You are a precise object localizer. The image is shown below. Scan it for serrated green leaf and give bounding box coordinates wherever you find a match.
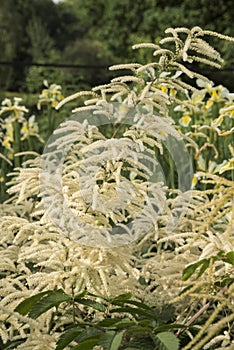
[99,330,124,350]
[112,299,152,311]
[138,319,152,327]
[126,326,152,333]
[76,298,106,312]
[182,259,209,281]
[196,259,209,279]
[76,328,102,343]
[125,300,152,310]
[14,290,49,315]
[98,318,137,329]
[111,293,132,302]
[29,289,72,319]
[86,292,111,301]
[56,328,83,350]
[154,332,179,350]
[73,290,88,299]
[71,337,99,350]
[110,307,156,319]
[97,318,123,327]
[123,335,154,349]
[153,305,175,323]
[113,320,137,329]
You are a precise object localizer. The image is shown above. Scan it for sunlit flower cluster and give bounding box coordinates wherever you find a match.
[37,80,64,110]
[0,97,43,159]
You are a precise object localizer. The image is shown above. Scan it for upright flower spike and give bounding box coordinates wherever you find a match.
[0,27,234,349]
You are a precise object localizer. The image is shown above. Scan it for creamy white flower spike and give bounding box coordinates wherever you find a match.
[40,102,193,248]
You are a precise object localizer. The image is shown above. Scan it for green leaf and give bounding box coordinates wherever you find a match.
[71,338,99,350]
[99,330,124,350]
[97,318,137,329]
[197,259,209,279]
[124,300,152,310]
[76,328,102,343]
[123,335,154,349]
[74,291,88,299]
[76,298,106,312]
[97,318,123,327]
[126,326,152,333]
[2,340,26,349]
[110,307,156,319]
[153,305,175,323]
[112,299,152,311]
[56,328,83,350]
[86,292,111,302]
[138,277,148,285]
[182,259,209,281]
[112,319,137,329]
[154,332,179,350]
[215,277,233,287]
[111,293,132,302]
[224,251,234,265]
[138,319,152,327]
[29,289,72,319]
[14,290,49,315]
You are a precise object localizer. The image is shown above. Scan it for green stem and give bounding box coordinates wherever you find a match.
[13,120,21,168]
[47,106,56,137]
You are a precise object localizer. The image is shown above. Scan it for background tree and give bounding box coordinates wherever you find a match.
[0,0,233,92]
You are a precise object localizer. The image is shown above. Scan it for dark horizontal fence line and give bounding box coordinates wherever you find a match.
[0,61,109,69]
[0,61,234,72]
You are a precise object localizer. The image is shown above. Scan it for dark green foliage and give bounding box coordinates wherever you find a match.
[182,251,234,281]
[14,290,183,350]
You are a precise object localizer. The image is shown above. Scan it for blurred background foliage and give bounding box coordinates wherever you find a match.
[0,0,234,96]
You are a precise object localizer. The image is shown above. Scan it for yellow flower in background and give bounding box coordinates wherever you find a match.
[52,100,59,108]
[212,115,224,127]
[205,99,214,109]
[211,89,218,99]
[214,159,234,174]
[191,174,198,188]
[2,138,11,149]
[160,85,168,94]
[220,103,234,117]
[20,115,44,143]
[21,124,28,134]
[37,80,64,110]
[179,114,191,127]
[1,136,14,159]
[169,88,176,97]
[0,97,28,120]
[190,90,206,106]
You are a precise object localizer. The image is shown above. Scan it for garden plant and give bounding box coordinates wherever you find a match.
[0,27,234,349]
